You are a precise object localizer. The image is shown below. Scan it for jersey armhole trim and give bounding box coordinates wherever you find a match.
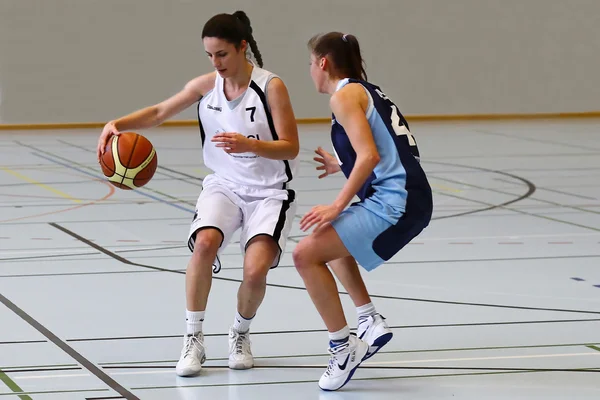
[361,85,375,120]
[264,74,278,113]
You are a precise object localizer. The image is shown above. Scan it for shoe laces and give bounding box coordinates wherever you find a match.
[231,330,250,354]
[183,334,203,358]
[323,340,350,377]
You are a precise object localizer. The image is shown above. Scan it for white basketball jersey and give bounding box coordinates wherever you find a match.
[197,65,297,189]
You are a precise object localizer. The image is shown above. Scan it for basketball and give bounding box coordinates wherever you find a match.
[99,132,158,190]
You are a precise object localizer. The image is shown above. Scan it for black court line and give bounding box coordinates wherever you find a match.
[62,318,600,343]
[0,269,164,279]
[0,339,47,345]
[0,293,140,400]
[474,128,600,152]
[432,173,600,218]
[158,165,204,182]
[50,222,600,316]
[102,364,600,373]
[536,186,598,201]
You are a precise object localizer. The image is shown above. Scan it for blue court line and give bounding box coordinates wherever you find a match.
[31,152,194,214]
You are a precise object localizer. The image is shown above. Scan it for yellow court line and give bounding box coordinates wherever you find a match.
[431,183,463,193]
[1,167,82,203]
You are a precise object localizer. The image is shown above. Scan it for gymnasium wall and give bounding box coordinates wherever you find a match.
[0,0,599,124]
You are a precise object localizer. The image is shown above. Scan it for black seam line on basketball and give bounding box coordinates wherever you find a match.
[0,294,141,400]
[17,142,196,211]
[52,222,600,316]
[120,133,138,186]
[63,318,600,343]
[431,172,600,217]
[474,128,600,152]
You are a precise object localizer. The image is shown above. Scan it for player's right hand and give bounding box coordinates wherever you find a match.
[313,147,341,178]
[97,121,120,161]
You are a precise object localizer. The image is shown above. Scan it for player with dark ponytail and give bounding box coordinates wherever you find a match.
[97,11,299,377]
[294,32,433,391]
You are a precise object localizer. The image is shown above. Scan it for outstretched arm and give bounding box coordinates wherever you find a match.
[97,72,216,159]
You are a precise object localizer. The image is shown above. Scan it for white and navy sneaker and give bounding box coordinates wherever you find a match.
[228,328,254,369]
[176,333,206,377]
[357,314,393,360]
[319,334,369,391]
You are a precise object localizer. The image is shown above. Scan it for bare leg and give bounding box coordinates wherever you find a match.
[328,256,371,307]
[292,225,352,333]
[236,235,279,318]
[186,228,222,311]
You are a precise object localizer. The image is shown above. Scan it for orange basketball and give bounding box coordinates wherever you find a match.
[99,132,158,190]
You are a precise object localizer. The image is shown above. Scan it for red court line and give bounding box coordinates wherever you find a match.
[0,179,115,223]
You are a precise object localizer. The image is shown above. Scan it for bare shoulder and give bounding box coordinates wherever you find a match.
[184,71,217,97]
[330,83,368,115]
[266,76,289,96]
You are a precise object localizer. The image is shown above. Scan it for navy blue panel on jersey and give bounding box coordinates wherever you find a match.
[330,78,433,268]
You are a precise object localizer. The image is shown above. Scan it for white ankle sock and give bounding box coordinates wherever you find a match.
[186,310,205,335]
[328,325,350,347]
[357,302,377,320]
[232,311,253,333]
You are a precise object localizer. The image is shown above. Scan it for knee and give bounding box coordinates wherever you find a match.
[292,239,313,271]
[243,265,268,287]
[190,230,221,262]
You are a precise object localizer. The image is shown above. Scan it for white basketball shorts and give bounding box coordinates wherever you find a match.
[187,175,296,272]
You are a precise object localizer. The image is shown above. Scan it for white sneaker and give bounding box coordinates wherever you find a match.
[228,328,253,369]
[176,333,206,377]
[357,314,393,360]
[319,334,369,391]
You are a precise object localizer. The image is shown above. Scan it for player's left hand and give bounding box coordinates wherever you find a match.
[300,204,342,232]
[212,132,254,153]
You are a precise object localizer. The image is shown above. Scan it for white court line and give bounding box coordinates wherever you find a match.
[12,353,600,380]
[420,232,600,241]
[362,352,600,366]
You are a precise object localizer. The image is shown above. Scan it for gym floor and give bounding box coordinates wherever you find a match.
[1,119,599,399]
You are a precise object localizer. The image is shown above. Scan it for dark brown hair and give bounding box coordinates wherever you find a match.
[308,32,367,81]
[202,11,263,67]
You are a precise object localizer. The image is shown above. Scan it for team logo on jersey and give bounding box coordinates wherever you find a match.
[207,104,222,112]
